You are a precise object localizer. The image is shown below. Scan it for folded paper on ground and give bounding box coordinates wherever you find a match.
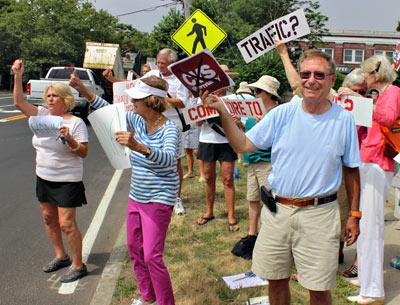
[246,295,270,305]
[222,272,268,289]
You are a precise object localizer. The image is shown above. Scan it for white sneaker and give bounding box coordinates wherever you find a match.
[349,279,360,287]
[174,197,185,215]
[347,295,384,304]
[131,299,157,305]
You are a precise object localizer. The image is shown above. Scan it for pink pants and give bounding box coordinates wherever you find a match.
[126,199,175,305]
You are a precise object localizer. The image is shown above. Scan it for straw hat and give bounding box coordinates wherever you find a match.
[248,75,280,99]
[220,64,240,79]
[236,81,253,95]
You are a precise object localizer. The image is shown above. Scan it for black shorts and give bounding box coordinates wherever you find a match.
[36,176,87,208]
[197,142,238,162]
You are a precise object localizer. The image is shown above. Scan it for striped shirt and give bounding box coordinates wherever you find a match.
[92,96,179,206]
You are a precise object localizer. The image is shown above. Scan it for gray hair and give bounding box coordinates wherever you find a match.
[157,48,178,64]
[342,68,365,88]
[298,49,336,74]
[361,55,397,84]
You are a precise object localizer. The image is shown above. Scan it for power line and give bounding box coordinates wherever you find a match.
[115,2,177,17]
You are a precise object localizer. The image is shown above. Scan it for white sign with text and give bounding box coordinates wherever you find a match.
[332,95,373,127]
[181,97,266,124]
[88,103,131,169]
[113,81,137,112]
[237,9,310,63]
[28,115,63,138]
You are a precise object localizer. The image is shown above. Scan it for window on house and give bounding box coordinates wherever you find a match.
[318,48,334,58]
[374,50,394,60]
[343,49,364,64]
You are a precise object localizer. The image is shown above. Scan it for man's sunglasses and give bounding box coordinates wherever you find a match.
[299,71,334,80]
[254,88,264,94]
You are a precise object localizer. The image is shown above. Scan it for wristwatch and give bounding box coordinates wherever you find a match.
[349,210,362,219]
[143,147,151,158]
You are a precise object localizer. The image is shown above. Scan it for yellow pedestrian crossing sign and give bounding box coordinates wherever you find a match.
[171,9,227,55]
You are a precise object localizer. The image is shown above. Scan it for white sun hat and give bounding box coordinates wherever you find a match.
[125,80,167,99]
[248,75,281,99]
[236,81,253,95]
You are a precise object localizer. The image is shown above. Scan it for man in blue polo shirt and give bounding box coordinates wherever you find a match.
[201,49,361,305]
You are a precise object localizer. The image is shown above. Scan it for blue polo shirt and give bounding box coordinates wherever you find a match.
[246,98,360,198]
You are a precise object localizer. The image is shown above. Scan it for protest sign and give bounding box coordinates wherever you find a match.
[113,81,137,112]
[168,49,235,97]
[332,95,373,127]
[237,9,310,63]
[181,96,266,124]
[394,43,400,71]
[88,103,131,169]
[83,42,125,79]
[28,115,63,138]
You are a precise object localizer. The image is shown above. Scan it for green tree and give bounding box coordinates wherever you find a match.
[147,9,186,58]
[0,0,125,80]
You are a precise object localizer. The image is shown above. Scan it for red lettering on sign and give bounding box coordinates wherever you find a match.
[344,98,354,111]
[206,107,218,115]
[253,101,263,116]
[188,108,198,120]
[197,105,206,118]
[245,101,254,116]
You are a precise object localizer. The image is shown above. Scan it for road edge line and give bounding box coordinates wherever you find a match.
[58,169,123,295]
[89,221,127,305]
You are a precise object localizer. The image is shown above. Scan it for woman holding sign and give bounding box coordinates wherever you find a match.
[348,56,400,305]
[12,59,89,283]
[70,73,178,305]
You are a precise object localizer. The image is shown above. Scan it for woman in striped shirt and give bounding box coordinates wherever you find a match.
[71,74,178,305]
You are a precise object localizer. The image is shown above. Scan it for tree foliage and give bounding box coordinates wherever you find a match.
[0,0,329,94]
[0,0,124,81]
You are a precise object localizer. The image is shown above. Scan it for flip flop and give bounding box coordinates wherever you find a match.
[228,222,240,232]
[197,216,215,225]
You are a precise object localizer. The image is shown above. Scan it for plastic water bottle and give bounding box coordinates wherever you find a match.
[234,167,240,179]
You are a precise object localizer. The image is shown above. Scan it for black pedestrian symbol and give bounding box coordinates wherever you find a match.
[187,18,207,54]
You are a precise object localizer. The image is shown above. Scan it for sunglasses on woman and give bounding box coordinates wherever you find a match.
[299,71,334,80]
[254,88,265,94]
[353,89,367,96]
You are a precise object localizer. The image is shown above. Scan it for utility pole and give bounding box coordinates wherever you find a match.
[183,0,190,19]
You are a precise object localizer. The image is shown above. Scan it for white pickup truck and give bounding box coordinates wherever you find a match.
[26,67,105,119]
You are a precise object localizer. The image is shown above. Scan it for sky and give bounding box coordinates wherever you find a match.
[90,0,399,33]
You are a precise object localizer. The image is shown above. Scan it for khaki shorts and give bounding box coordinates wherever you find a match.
[246,162,272,202]
[252,200,340,291]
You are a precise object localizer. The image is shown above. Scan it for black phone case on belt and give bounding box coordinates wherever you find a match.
[260,185,277,213]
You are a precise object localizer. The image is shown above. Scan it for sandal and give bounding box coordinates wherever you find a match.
[342,264,358,278]
[228,222,240,232]
[183,173,195,179]
[197,216,215,225]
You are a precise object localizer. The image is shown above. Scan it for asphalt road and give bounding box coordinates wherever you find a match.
[0,93,130,305]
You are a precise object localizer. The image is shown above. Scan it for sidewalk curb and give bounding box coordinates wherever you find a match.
[90,221,127,305]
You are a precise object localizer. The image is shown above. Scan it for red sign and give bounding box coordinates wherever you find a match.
[168,49,234,97]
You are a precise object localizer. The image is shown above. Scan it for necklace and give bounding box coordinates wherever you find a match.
[380,84,390,93]
[148,115,165,132]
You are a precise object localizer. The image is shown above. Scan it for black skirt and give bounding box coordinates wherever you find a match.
[197,142,238,162]
[36,176,87,208]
